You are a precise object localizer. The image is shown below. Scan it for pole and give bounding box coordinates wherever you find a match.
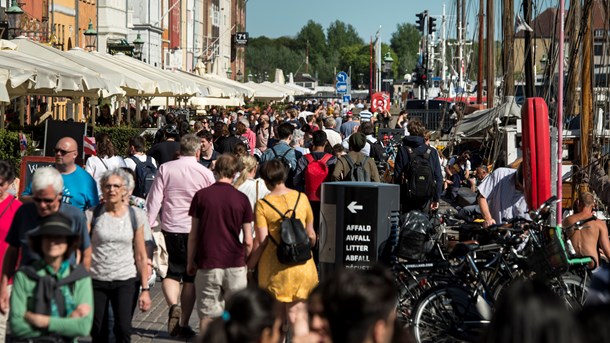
[369,36,373,98]
[557,0,565,223]
[441,4,447,84]
[477,0,484,104]
[580,0,593,193]
[524,0,534,97]
[503,0,514,96]
[486,0,495,108]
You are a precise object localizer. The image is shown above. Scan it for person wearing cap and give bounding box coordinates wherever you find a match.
[332,132,380,182]
[8,212,93,341]
[0,167,91,316]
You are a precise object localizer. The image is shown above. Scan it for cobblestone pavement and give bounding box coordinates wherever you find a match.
[79,280,200,343]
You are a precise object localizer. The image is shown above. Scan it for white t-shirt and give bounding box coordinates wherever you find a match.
[85,155,127,193]
[124,153,158,171]
[323,129,342,147]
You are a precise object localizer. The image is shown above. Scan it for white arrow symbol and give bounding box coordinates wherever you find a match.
[347,201,363,214]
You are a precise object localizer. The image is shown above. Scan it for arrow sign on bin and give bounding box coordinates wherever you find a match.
[347,201,363,213]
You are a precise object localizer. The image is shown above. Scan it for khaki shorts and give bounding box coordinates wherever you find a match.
[195,267,247,319]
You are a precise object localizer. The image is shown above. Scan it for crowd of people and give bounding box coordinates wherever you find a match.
[0,98,608,343]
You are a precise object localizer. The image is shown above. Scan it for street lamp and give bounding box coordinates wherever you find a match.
[132,33,145,60]
[6,0,24,39]
[236,69,243,82]
[84,19,98,51]
[383,51,394,93]
[247,72,253,82]
[264,71,269,81]
[226,67,232,79]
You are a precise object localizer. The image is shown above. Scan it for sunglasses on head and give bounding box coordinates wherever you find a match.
[54,148,75,155]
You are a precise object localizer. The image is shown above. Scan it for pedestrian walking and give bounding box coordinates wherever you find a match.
[187,154,253,337]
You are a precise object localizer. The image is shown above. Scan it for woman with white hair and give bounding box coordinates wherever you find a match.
[291,129,310,156]
[86,168,151,343]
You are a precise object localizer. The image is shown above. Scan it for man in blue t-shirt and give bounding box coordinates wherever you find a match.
[22,137,98,211]
[0,167,91,315]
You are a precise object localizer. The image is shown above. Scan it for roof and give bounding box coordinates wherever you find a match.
[294,73,317,82]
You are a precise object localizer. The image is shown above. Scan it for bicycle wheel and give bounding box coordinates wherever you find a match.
[411,285,486,343]
[396,273,433,324]
[551,274,588,310]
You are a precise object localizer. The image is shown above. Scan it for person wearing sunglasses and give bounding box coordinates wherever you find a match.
[0,167,92,318]
[22,137,99,212]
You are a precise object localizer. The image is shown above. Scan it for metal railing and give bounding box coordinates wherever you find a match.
[407,109,453,132]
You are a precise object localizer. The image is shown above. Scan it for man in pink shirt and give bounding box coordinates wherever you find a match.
[146,134,215,338]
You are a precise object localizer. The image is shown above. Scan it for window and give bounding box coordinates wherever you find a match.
[594,44,603,56]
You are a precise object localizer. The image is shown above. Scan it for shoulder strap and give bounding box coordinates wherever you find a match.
[128,206,138,231]
[90,204,105,235]
[320,153,333,164]
[99,157,109,170]
[305,154,315,164]
[261,198,287,219]
[281,148,292,159]
[291,192,301,217]
[271,148,280,159]
[129,155,140,165]
[362,156,370,165]
[344,154,355,168]
[424,148,431,159]
[0,196,16,220]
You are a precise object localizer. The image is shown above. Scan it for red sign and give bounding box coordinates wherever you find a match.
[169,0,180,49]
[371,92,391,113]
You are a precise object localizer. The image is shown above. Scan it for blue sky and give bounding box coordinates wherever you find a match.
[246,1,552,43]
[246,1,447,43]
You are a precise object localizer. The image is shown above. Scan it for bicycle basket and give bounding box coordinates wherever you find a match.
[527,226,569,276]
[396,211,438,260]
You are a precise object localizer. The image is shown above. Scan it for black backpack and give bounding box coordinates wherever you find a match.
[129,155,158,199]
[367,139,388,163]
[344,155,371,182]
[261,192,312,265]
[403,147,436,200]
[19,264,89,316]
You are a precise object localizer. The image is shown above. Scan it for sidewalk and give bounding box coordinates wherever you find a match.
[130,282,200,342]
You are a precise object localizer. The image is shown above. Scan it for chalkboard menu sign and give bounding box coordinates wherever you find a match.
[43,120,87,164]
[18,156,55,195]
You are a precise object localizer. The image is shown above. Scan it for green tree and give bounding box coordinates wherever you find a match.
[390,23,421,75]
[338,44,370,89]
[295,20,327,56]
[327,20,364,51]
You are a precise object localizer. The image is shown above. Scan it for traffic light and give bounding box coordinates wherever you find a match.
[428,17,437,34]
[416,12,427,33]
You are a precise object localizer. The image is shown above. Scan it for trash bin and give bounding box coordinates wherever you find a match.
[318,182,400,279]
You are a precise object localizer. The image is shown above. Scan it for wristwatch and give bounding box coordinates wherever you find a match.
[141,288,150,292]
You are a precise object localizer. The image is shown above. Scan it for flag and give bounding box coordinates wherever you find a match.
[18,132,27,152]
[84,136,96,155]
[515,14,533,33]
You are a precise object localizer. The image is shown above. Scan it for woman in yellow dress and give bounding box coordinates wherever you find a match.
[248,159,318,339]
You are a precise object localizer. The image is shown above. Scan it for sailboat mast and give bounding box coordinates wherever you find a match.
[503,0,515,96]
[486,0,495,108]
[580,0,594,193]
[524,0,535,97]
[478,0,484,103]
[557,0,565,222]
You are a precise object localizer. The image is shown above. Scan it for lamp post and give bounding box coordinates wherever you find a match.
[84,19,98,51]
[236,69,243,82]
[383,51,394,93]
[6,0,24,39]
[226,67,232,79]
[247,72,253,82]
[132,33,145,60]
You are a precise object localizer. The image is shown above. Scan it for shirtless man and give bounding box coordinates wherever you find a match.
[562,192,610,268]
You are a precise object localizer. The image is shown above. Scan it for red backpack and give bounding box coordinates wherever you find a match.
[304,153,333,201]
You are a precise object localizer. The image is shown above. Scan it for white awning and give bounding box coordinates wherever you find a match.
[245,81,286,101]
